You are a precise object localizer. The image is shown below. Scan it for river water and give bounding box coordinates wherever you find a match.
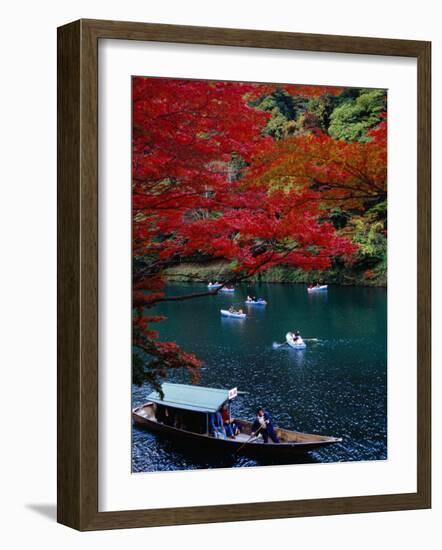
[132,283,387,472]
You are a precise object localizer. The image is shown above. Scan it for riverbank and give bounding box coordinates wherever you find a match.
[164,260,387,287]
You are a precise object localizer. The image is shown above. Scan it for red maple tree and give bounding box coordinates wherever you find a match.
[132,77,357,388]
[247,116,387,209]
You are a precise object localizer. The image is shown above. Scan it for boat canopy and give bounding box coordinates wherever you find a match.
[146,383,237,413]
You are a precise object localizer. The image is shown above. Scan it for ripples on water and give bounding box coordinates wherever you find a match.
[132,283,387,472]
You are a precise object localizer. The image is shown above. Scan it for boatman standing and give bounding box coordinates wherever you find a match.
[251,407,280,443]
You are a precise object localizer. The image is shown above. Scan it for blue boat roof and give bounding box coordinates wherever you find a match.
[147,383,237,413]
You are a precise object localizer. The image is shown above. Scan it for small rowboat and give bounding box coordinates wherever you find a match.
[245,298,267,306]
[307,285,328,292]
[208,283,222,289]
[133,383,342,459]
[220,309,246,319]
[286,332,307,349]
[219,287,235,293]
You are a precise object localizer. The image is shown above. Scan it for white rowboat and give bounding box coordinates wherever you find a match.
[307,285,328,292]
[286,332,307,349]
[220,309,247,319]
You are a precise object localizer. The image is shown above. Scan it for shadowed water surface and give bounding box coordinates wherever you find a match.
[132,283,387,472]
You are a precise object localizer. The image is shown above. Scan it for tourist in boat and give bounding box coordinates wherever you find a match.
[155,404,170,425]
[251,407,280,444]
[292,330,301,342]
[229,306,235,313]
[231,421,240,437]
[221,404,235,439]
[209,411,226,439]
[247,295,252,302]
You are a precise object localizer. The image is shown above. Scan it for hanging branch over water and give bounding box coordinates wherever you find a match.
[132,77,384,389]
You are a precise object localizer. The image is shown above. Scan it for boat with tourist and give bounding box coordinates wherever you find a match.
[245,297,267,306]
[220,308,247,319]
[307,284,328,292]
[208,282,223,289]
[286,331,307,349]
[132,383,342,458]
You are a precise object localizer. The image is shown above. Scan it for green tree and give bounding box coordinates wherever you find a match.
[251,89,308,139]
[305,95,334,132]
[328,89,386,142]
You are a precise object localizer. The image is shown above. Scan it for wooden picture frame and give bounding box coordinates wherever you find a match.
[57,18,431,531]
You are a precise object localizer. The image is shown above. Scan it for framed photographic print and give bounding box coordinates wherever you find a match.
[57,19,431,530]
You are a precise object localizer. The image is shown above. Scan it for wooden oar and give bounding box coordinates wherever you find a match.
[234,425,263,455]
[273,338,319,348]
[272,341,289,349]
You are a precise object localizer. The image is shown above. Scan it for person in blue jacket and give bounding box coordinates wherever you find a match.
[208,410,226,439]
[251,407,280,443]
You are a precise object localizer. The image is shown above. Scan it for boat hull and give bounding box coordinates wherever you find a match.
[307,285,328,292]
[132,406,340,459]
[220,309,246,319]
[286,332,307,349]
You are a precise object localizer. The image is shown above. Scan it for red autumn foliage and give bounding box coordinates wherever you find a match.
[132,77,359,387]
[245,84,344,101]
[247,117,387,209]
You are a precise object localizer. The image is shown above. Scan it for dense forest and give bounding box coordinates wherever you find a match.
[163,85,387,287]
[253,86,387,285]
[132,78,387,387]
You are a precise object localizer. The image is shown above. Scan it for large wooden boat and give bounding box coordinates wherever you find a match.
[132,383,341,459]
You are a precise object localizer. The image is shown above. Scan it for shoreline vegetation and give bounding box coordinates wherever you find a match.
[164,259,387,288]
